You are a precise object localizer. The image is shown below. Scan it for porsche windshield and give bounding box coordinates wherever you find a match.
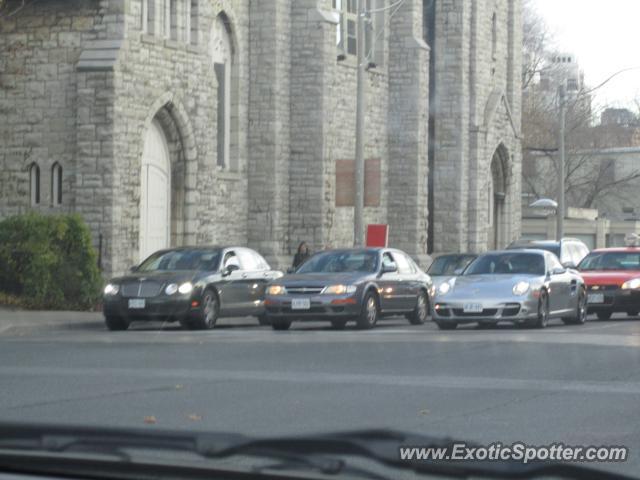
[579,252,640,271]
[137,250,221,272]
[428,255,476,275]
[464,253,545,276]
[296,251,379,274]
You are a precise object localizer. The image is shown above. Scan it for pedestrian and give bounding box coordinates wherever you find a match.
[292,241,311,269]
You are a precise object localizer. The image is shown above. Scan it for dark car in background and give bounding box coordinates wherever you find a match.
[427,253,477,291]
[264,248,433,330]
[507,238,589,269]
[103,246,283,331]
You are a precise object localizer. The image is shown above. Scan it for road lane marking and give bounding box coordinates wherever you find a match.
[1,366,640,395]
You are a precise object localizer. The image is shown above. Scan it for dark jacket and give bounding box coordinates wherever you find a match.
[292,251,311,269]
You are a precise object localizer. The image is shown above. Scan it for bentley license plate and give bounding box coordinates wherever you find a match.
[128,298,146,309]
[588,293,604,304]
[291,298,311,310]
[463,303,483,313]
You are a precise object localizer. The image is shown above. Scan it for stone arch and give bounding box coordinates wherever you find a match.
[488,142,511,249]
[139,93,199,255]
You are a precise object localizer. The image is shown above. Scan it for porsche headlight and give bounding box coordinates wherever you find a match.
[622,278,640,290]
[104,283,119,295]
[165,283,178,295]
[178,282,193,294]
[512,281,530,296]
[321,285,357,295]
[267,285,287,295]
[438,282,451,295]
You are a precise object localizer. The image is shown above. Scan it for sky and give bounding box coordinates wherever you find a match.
[533,0,640,110]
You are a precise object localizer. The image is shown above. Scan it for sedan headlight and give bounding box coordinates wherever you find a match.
[438,282,451,295]
[321,285,357,295]
[178,282,193,294]
[267,285,287,295]
[512,281,530,296]
[165,283,178,295]
[622,278,640,290]
[104,283,119,295]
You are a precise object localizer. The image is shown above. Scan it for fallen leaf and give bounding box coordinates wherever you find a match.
[144,416,157,424]
[187,413,202,421]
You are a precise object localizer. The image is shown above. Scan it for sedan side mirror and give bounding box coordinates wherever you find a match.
[550,267,566,276]
[380,263,398,275]
[129,265,138,273]
[286,267,296,274]
[222,264,240,277]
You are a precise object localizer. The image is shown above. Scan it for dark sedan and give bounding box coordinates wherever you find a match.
[102,246,283,331]
[264,248,433,330]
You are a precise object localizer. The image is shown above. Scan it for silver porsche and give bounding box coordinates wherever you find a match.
[432,250,587,329]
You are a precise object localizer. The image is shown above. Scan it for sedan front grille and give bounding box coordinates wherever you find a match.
[286,286,324,295]
[121,281,163,298]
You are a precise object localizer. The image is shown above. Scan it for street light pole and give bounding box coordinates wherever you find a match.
[556,83,566,241]
[353,0,366,247]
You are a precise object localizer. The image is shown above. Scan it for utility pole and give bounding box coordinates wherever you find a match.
[556,83,566,241]
[353,0,366,247]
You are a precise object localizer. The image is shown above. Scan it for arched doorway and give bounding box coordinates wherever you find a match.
[488,145,509,250]
[139,120,171,261]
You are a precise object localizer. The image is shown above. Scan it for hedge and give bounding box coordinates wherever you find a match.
[0,213,102,310]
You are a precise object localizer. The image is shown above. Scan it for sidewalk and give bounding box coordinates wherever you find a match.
[0,308,103,335]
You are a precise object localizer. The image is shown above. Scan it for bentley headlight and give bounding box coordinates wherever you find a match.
[512,281,530,296]
[622,278,640,290]
[438,282,451,295]
[267,285,287,295]
[104,283,119,295]
[321,285,356,295]
[178,282,193,294]
[165,283,178,295]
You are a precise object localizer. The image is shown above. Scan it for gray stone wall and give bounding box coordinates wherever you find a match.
[431,0,522,254]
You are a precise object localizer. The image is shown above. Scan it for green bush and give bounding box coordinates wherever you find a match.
[0,213,102,310]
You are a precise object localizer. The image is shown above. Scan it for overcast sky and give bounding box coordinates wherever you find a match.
[533,0,640,110]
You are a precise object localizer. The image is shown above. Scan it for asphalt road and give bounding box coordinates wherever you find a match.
[1,311,639,477]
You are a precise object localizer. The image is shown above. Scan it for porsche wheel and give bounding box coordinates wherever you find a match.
[562,288,587,325]
[526,290,549,328]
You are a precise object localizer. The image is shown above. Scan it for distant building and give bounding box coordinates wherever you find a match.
[601,108,638,127]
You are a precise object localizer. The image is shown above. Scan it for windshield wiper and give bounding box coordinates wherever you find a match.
[0,423,634,480]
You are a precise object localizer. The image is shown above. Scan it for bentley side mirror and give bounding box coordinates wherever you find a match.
[222,264,240,277]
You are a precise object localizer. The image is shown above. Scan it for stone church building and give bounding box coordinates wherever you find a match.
[0,0,521,276]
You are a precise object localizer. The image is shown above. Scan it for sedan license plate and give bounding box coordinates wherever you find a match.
[291,298,311,310]
[128,298,146,309]
[588,293,604,304]
[463,303,483,313]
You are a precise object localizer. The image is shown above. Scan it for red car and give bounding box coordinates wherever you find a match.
[578,245,640,320]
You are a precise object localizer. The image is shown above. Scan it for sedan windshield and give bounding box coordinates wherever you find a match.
[428,255,476,275]
[137,250,221,272]
[464,253,545,276]
[578,252,640,271]
[296,250,379,273]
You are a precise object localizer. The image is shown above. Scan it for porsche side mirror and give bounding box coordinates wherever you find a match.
[453,268,464,275]
[550,267,566,276]
[562,261,576,269]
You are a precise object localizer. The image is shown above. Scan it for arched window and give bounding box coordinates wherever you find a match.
[211,14,233,168]
[491,12,497,60]
[29,163,40,206]
[51,163,62,206]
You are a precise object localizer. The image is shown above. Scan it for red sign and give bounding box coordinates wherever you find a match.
[366,224,388,247]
